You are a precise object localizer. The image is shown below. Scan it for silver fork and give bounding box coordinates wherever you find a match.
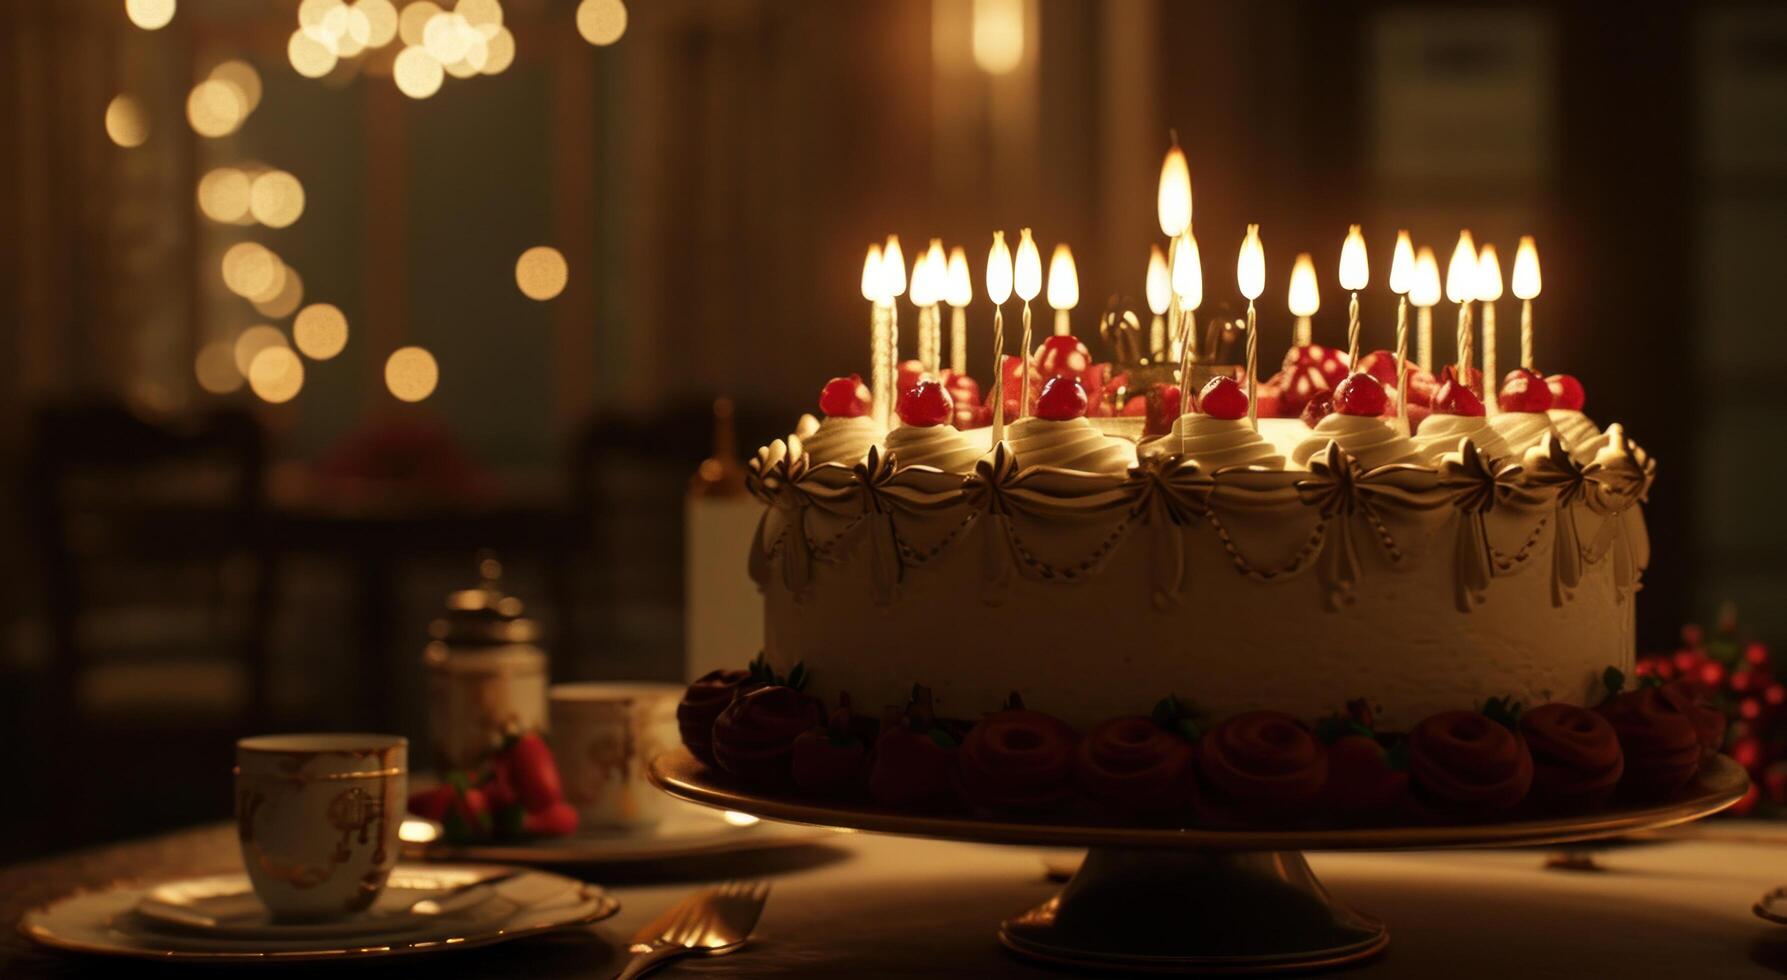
[615,880,771,979]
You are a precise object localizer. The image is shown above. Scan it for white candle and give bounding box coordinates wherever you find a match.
[1475,243,1504,414]
[945,246,972,376]
[987,232,1013,442]
[1237,225,1265,431]
[1047,243,1078,337]
[1446,231,1477,378]
[1389,231,1415,433]
[1411,245,1441,374]
[879,236,907,428]
[1288,252,1318,349]
[1145,244,1169,359]
[1512,235,1542,370]
[1158,139,1192,365]
[1339,224,1369,365]
[862,243,887,420]
[1171,230,1203,416]
[1013,229,1042,418]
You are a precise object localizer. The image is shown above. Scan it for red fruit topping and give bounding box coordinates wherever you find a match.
[896,359,925,396]
[1074,716,1197,819]
[1658,680,1728,763]
[791,698,871,796]
[1254,379,1286,418]
[996,354,1025,419]
[521,800,579,838]
[506,732,566,813]
[942,370,982,407]
[711,685,824,786]
[896,379,953,427]
[952,400,992,430]
[1333,373,1388,417]
[1196,711,1329,818]
[1300,391,1335,428]
[956,705,1080,813]
[1497,367,1554,414]
[1519,703,1624,811]
[1121,395,1148,417]
[1437,363,1484,397]
[1407,710,1533,811]
[408,785,456,822]
[678,668,755,767]
[818,374,871,418]
[1597,686,1702,799]
[1034,376,1089,421]
[1033,334,1092,379]
[1432,375,1486,417]
[1321,735,1409,817]
[1283,343,1349,385]
[868,727,956,808]
[1278,363,1331,415]
[1198,376,1249,420]
[1143,383,1181,435]
[1547,373,1586,411]
[1082,363,1114,417]
[1354,349,1401,387]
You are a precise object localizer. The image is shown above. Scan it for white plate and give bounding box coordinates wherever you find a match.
[20,864,618,963]
[409,798,834,866]
[134,867,512,940]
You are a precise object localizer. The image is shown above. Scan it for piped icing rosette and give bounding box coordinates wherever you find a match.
[799,414,881,468]
[885,423,982,473]
[1172,414,1285,471]
[1411,414,1513,465]
[1290,413,1421,470]
[1003,416,1135,475]
[1487,411,1559,458]
[1550,409,1608,462]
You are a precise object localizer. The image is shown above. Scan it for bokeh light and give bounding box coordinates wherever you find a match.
[186,79,245,137]
[221,242,281,299]
[481,27,515,74]
[423,12,470,63]
[197,167,251,224]
[249,346,305,403]
[125,0,176,30]
[385,346,439,402]
[515,246,568,300]
[576,0,628,46]
[361,0,399,47]
[399,1,441,47]
[293,303,349,360]
[249,169,305,228]
[194,341,243,394]
[288,29,339,79]
[460,0,503,35]
[232,325,290,377]
[208,60,262,113]
[252,266,305,319]
[105,96,149,148]
[394,46,444,99]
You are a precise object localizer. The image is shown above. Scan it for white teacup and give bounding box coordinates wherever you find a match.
[235,733,407,921]
[549,683,681,832]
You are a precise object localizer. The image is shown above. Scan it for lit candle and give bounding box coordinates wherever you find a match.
[924,238,947,372]
[1287,252,1319,348]
[1171,229,1203,416]
[1389,231,1415,433]
[987,231,1014,442]
[1237,224,1265,431]
[945,246,972,376]
[1047,243,1078,337]
[1411,245,1441,374]
[879,236,907,428]
[1158,139,1192,363]
[1013,228,1042,417]
[1512,235,1541,370]
[1475,244,1503,415]
[862,243,887,423]
[1339,224,1369,365]
[908,249,934,374]
[1446,230,1477,380]
[1145,244,1170,359]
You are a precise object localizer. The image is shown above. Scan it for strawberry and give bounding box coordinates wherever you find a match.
[407,785,456,822]
[521,800,579,838]
[1321,735,1408,816]
[506,732,565,813]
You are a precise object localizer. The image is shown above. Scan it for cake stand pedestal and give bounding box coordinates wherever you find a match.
[650,751,1746,975]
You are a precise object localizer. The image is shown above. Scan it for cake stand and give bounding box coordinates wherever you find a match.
[651,750,1747,974]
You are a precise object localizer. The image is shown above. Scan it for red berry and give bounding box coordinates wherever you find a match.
[1747,642,1770,667]
[1143,383,1182,435]
[1284,343,1349,385]
[1198,376,1249,420]
[1280,363,1331,414]
[1741,699,1762,721]
[1300,391,1335,427]
[521,800,579,837]
[1034,376,1089,421]
[1735,735,1763,767]
[896,379,953,427]
[505,733,565,813]
[896,359,925,396]
[1317,347,1350,385]
[818,374,871,418]
[408,785,456,821]
[1121,395,1148,417]
[1354,349,1400,387]
[1432,374,1486,417]
[953,399,991,430]
[1673,650,1701,673]
[1699,661,1726,688]
[1255,380,1286,418]
[1497,368,1554,413]
[1546,374,1586,411]
[1768,684,1786,707]
[941,370,982,407]
[1034,335,1092,380]
[1333,373,1389,417]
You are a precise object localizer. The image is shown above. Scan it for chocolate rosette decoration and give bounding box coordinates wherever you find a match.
[1196,711,1329,818]
[1073,716,1197,819]
[956,698,1080,814]
[1518,703,1624,811]
[677,668,754,767]
[1407,710,1533,812]
[1659,680,1727,763]
[711,685,824,786]
[1597,686,1702,799]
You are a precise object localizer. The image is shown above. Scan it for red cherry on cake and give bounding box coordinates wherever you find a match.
[896,359,925,397]
[1254,378,1287,418]
[956,701,1080,814]
[1333,373,1389,417]
[1437,363,1484,399]
[1300,391,1335,427]
[1497,367,1555,414]
[869,725,957,808]
[1519,703,1624,811]
[1198,376,1249,421]
[896,379,953,427]
[710,685,824,786]
[1354,349,1400,387]
[1143,383,1182,435]
[1034,376,1089,421]
[1074,716,1197,819]
[953,400,992,431]
[1407,710,1533,811]
[677,668,756,767]
[1321,735,1409,817]
[1196,711,1329,819]
[1033,334,1092,379]
[791,696,871,796]
[1432,373,1486,417]
[1121,394,1148,417]
[818,375,871,419]
[1547,373,1586,411]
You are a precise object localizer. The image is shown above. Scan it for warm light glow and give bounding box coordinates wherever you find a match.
[1512,235,1541,300]
[248,346,305,404]
[1475,244,1504,302]
[209,60,262,113]
[361,0,399,47]
[880,236,907,299]
[986,231,1013,305]
[907,251,936,307]
[721,810,761,827]
[105,96,149,148]
[1171,231,1202,310]
[480,27,515,74]
[945,247,973,308]
[126,0,176,31]
[1237,224,1264,301]
[515,246,569,301]
[1157,144,1192,238]
[385,346,440,402]
[1339,225,1369,291]
[1145,245,1169,316]
[1287,253,1319,317]
[1446,231,1477,304]
[252,265,304,319]
[398,1,439,46]
[249,170,305,229]
[971,0,1025,75]
[1389,230,1415,296]
[399,818,441,844]
[1411,246,1442,308]
[194,341,243,394]
[221,243,281,300]
[423,12,470,63]
[576,0,628,46]
[293,303,349,360]
[1046,244,1078,311]
[459,0,503,34]
[923,238,948,305]
[248,257,289,305]
[288,29,339,79]
[860,244,883,302]
[394,46,444,98]
[186,80,245,138]
[198,168,252,224]
[232,325,289,377]
[1013,229,1041,302]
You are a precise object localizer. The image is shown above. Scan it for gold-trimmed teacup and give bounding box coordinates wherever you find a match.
[549,683,680,832]
[235,733,407,921]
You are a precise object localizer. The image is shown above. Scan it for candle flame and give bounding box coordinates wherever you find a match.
[908,251,934,306]
[861,243,883,302]
[1013,228,1041,302]
[1046,244,1078,311]
[1339,224,1369,291]
[1446,230,1477,304]
[1511,235,1541,300]
[1475,244,1504,302]
[986,231,1013,304]
[945,246,973,307]
[880,235,906,299]
[1389,230,1415,295]
[1411,246,1442,308]
[1237,224,1264,301]
[925,238,947,289]
[1288,252,1319,317]
[1157,143,1192,238]
[1171,230,1202,310]
[1145,244,1169,316]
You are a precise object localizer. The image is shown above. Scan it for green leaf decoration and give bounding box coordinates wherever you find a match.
[926,727,958,749]
[1384,738,1411,772]
[1482,695,1523,730]
[1602,666,1626,698]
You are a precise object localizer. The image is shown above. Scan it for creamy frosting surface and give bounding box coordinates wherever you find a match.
[1003,416,1136,475]
[1549,409,1605,461]
[1488,411,1560,458]
[800,415,881,467]
[1411,414,1514,465]
[884,423,983,473]
[1290,413,1422,470]
[1172,414,1285,471]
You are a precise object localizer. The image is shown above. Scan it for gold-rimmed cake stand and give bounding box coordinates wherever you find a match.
[651,750,1748,975]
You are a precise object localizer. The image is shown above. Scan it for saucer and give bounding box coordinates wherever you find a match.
[134,867,510,939]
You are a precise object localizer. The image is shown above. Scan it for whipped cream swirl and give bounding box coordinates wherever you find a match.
[1549,409,1605,462]
[1488,411,1560,458]
[1004,417,1135,475]
[1290,414,1422,470]
[800,415,881,468]
[1172,414,1285,471]
[885,423,982,473]
[1410,414,1514,465]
